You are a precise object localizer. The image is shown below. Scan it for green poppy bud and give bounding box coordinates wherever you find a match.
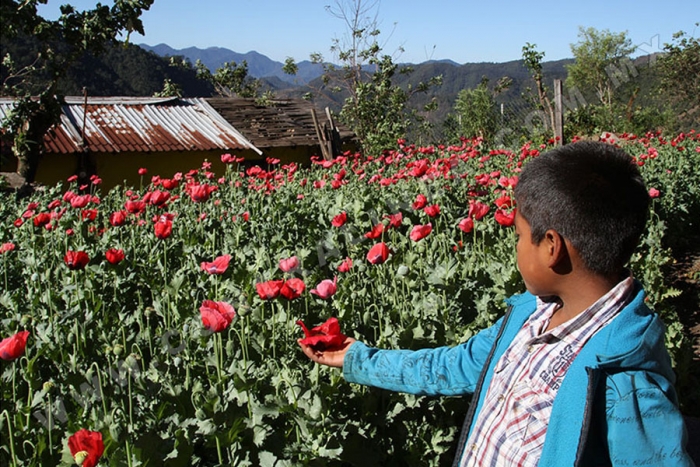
[74,450,89,465]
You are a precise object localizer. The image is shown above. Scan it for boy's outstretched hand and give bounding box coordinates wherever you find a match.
[297,337,356,367]
[296,317,355,367]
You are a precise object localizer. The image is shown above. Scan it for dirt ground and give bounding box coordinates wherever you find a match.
[669,249,700,462]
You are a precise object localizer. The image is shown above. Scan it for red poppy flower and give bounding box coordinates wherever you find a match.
[331,212,347,228]
[124,200,146,214]
[145,190,170,207]
[64,250,90,270]
[410,159,429,177]
[138,167,148,176]
[296,317,347,351]
[648,188,660,198]
[367,242,390,265]
[494,194,513,209]
[201,254,231,275]
[68,429,104,467]
[409,223,433,242]
[0,331,29,360]
[154,220,172,239]
[70,194,91,209]
[310,277,338,299]
[423,204,441,218]
[199,300,236,333]
[33,212,51,227]
[384,212,403,229]
[412,194,427,210]
[109,211,127,226]
[255,280,284,300]
[221,153,235,164]
[364,223,385,239]
[458,217,474,233]
[161,178,179,190]
[81,209,98,221]
[337,257,353,273]
[1,242,16,254]
[186,183,217,202]
[279,256,300,273]
[280,278,305,300]
[468,201,490,220]
[495,209,516,227]
[105,248,125,265]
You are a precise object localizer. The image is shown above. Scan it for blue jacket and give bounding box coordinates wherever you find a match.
[343,283,695,466]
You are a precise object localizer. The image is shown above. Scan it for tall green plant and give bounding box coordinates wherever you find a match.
[657,26,700,130]
[566,27,636,109]
[309,0,441,156]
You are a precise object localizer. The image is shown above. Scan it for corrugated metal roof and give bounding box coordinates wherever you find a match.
[0,97,262,155]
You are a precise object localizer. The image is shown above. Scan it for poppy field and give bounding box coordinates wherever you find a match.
[1,133,699,466]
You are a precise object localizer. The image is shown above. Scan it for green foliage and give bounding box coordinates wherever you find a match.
[657,26,700,130]
[340,54,411,154]
[282,57,298,76]
[153,78,183,98]
[444,79,500,142]
[566,27,636,108]
[0,134,697,465]
[520,43,555,139]
[308,0,441,156]
[195,59,261,98]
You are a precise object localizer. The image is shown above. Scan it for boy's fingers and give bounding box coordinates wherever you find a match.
[297,339,322,361]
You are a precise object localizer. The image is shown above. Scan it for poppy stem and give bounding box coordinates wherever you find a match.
[215,333,223,383]
[126,435,133,467]
[2,255,7,292]
[46,392,54,454]
[215,435,223,464]
[2,410,17,467]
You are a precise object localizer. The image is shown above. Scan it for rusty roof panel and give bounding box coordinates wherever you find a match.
[0,97,261,155]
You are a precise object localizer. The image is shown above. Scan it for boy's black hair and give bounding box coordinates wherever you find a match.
[514,141,649,277]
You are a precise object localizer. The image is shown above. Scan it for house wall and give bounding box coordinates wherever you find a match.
[1,142,356,191]
[92,149,262,189]
[0,153,78,188]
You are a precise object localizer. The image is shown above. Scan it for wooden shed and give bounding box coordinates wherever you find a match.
[1,96,262,190]
[206,97,357,164]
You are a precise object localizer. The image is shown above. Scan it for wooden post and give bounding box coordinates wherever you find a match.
[554,79,564,146]
[310,108,331,160]
[325,107,341,157]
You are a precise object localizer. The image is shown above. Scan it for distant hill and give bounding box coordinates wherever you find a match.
[137,44,575,125]
[139,44,325,85]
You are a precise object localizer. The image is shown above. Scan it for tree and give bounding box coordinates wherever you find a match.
[194,59,260,99]
[309,0,441,155]
[657,26,700,129]
[0,0,154,189]
[521,43,555,136]
[566,27,636,108]
[445,77,508,142]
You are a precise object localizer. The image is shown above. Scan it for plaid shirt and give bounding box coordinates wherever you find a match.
[460,275,634,467]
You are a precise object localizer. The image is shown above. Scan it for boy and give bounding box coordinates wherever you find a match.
[298,141,694,466]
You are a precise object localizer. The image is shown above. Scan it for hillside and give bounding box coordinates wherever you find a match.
[1,35,214,97]
[139,43,326,85]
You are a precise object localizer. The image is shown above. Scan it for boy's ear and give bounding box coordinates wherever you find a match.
[543,229,571,271]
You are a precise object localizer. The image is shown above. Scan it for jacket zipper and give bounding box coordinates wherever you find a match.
[573,367,601,466]
[451,304,515,467]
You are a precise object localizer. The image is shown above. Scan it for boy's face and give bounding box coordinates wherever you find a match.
[514,210,554,297]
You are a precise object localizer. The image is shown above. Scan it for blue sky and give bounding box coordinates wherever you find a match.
[38,0,698,64]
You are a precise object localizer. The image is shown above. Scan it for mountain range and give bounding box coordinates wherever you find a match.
[139,44,327,84]
[138,43,577,125]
